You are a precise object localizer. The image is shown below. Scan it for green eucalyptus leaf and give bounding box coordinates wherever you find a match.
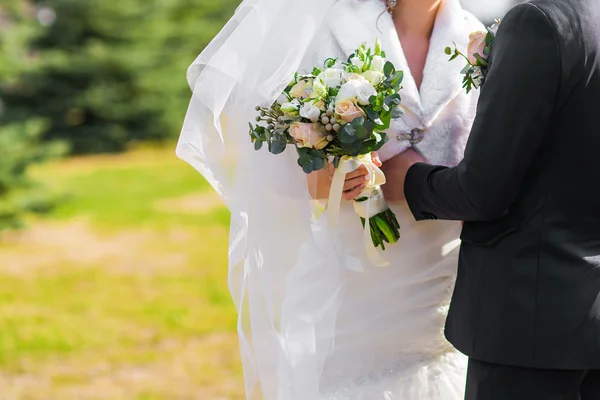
[270,138,287,155]
[312,157,324,170]
[339,124,356,143]
[365,107,379,122]
[333,156,341,169]
[359,139,376,154]
[309,149,325,158]
[391,106,404,119]
[383,61,395,77]
[372,132,389,151]
[379,110,392,129]
[298,155,314,174]
[297,147,310,156]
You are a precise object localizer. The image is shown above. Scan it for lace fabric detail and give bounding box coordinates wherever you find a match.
[320,349,467,400]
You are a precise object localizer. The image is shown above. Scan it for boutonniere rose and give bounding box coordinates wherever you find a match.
[446,20,501,93]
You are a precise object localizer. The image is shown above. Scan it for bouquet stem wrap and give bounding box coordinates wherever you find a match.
[327,154,397,267]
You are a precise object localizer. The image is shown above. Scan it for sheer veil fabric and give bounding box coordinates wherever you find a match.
[177,1,351,398]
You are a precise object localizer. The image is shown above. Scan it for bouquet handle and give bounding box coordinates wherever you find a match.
[327,155,390,267]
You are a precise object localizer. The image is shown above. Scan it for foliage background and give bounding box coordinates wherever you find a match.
[0,0,517,398]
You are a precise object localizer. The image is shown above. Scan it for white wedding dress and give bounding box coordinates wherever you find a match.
[319,203,465,399]
[177,0,484,399]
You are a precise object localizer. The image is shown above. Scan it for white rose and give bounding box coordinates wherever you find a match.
[351,56,365,71]
[336,80,377,106]
[370,55,385,72]
[336,81,359,104]
[355,82,377,106]
[363,70,385,86]
[300,102,321,122]
[317,69,344,88]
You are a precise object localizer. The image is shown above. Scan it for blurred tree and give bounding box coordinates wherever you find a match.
[1,0,240,154]
[0,2,65,229]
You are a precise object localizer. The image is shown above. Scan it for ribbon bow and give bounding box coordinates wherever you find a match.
[327,154,390,268]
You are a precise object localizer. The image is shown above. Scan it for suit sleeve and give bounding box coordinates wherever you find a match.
[404,3,561,221]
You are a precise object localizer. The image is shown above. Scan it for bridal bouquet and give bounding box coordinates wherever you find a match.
[445,20,501,93]
[249,39,404,259]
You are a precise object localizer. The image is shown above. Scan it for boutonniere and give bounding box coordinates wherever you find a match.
[445,20,501,93]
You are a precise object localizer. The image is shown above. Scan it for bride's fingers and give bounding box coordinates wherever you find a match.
[372,152,382,167]
[343,176,367,192]
[345,165,368,180]
[343,184,366,201]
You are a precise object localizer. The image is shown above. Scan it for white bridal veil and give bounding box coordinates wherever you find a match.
[177,0,349,398]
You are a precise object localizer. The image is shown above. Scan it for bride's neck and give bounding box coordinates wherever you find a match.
[392,0,442,38]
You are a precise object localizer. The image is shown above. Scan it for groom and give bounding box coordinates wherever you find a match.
[400,0,600,398]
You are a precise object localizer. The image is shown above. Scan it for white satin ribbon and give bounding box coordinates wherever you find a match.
[327,154,390,267]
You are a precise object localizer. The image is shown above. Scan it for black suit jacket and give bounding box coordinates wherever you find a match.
[404,0,600,369]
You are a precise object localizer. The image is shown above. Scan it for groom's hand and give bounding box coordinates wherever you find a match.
[381,148,426,202]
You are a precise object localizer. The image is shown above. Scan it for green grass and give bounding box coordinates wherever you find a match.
[0,148,243,399]
[36,148,230,229]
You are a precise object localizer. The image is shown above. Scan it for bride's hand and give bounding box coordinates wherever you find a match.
[381,148,426,203]
[307,152,382,200]
[339,152,382,200]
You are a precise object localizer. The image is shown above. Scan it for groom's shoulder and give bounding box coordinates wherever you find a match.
[502,1,584,46]
[518,0,584,37]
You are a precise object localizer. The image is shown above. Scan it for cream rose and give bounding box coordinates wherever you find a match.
[335,99,366,123]
[290,122,328,150]
[468,31,488,65]
[290,78,313,99]
[346,73,369,84]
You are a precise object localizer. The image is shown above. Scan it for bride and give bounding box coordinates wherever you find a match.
[178,0,483,398]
